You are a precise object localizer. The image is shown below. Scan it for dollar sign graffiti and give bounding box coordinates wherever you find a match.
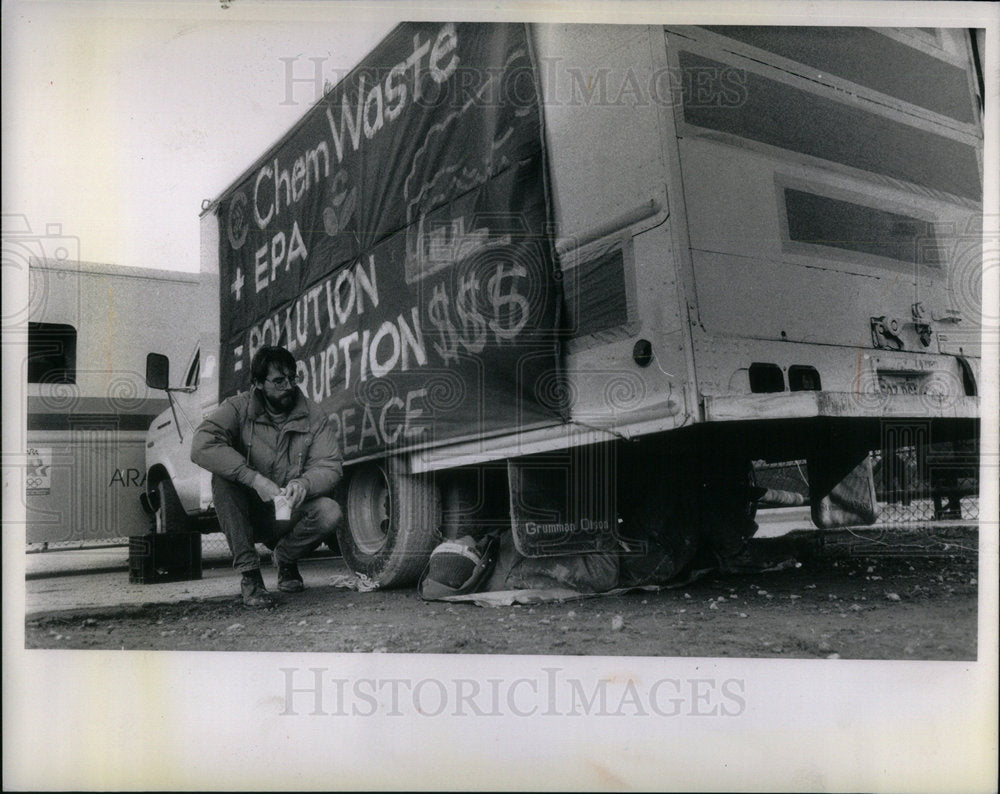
[456,275,487,353]
[428,282,460,364]
[487,263,529,341]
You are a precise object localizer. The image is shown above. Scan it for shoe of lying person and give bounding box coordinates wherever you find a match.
[240,569,274,608]
[275,557,305,593]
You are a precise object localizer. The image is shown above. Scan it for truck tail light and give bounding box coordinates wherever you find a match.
[749,363,784,393]
[789,365,822,391]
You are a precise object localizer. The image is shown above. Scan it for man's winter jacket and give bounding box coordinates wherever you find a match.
[191,387,342,498]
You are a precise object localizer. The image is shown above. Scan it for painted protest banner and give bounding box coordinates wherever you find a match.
[216,23,563,458]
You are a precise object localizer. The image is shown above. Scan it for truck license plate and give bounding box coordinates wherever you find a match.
[877,374,925,395]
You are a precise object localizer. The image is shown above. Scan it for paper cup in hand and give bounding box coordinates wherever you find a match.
[273,494,292,521]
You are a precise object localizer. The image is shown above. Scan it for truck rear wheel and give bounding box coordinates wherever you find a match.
[338,459,441,588]
[153,478,190,534]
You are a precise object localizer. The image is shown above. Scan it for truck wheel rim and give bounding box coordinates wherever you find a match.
[347,466,392,555]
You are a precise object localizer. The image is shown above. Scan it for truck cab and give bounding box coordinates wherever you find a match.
[141,341,221,532]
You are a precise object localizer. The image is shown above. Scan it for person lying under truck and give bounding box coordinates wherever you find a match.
[191,345,343,607]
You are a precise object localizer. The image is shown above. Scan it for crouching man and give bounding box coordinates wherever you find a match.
[191,346,343,607]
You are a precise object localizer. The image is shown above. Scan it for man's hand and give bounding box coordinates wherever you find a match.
[252,474,282,502]
[283,479,307,510]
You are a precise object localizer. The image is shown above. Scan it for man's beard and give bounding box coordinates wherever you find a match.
[264,389,296,413]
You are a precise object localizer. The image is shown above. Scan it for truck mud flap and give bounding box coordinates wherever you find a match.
[507,448,619,558]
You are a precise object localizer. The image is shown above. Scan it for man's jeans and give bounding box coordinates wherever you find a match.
[212,475,342,573]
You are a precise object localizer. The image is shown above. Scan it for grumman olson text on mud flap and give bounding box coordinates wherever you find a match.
[142,23,983,588]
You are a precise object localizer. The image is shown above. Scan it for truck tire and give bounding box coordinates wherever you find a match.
[338,459,441,588]
[153,478,190,534]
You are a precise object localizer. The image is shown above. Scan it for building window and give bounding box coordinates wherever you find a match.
[28,322,77,384]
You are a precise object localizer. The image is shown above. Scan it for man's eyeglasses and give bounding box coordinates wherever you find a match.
[264,373,301,389]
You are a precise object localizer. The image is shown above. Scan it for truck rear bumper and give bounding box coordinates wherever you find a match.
[703,392,979,422]
[407,393,978,473]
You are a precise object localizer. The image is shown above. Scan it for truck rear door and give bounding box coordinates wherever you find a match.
[663,26,983,397]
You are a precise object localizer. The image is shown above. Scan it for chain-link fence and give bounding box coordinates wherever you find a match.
[754,439,980,523]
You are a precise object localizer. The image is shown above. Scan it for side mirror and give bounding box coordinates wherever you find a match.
[146,353,170,391]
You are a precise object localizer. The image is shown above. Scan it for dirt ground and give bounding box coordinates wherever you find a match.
[25,526,979,659]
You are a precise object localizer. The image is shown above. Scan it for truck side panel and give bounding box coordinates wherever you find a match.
[417,24,982,470]
[533,24,691,434]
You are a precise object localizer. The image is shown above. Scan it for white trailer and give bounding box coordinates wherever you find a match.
[142,24,983,585]
[24,257,201,543]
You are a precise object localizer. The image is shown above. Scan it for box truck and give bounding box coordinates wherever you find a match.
[142,24,983,586]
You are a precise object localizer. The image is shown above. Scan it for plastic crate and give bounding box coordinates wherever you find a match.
[129,532,202,584]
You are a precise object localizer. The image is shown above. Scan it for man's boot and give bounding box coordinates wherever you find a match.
[240,569,274,607]
[274,552,304,593]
